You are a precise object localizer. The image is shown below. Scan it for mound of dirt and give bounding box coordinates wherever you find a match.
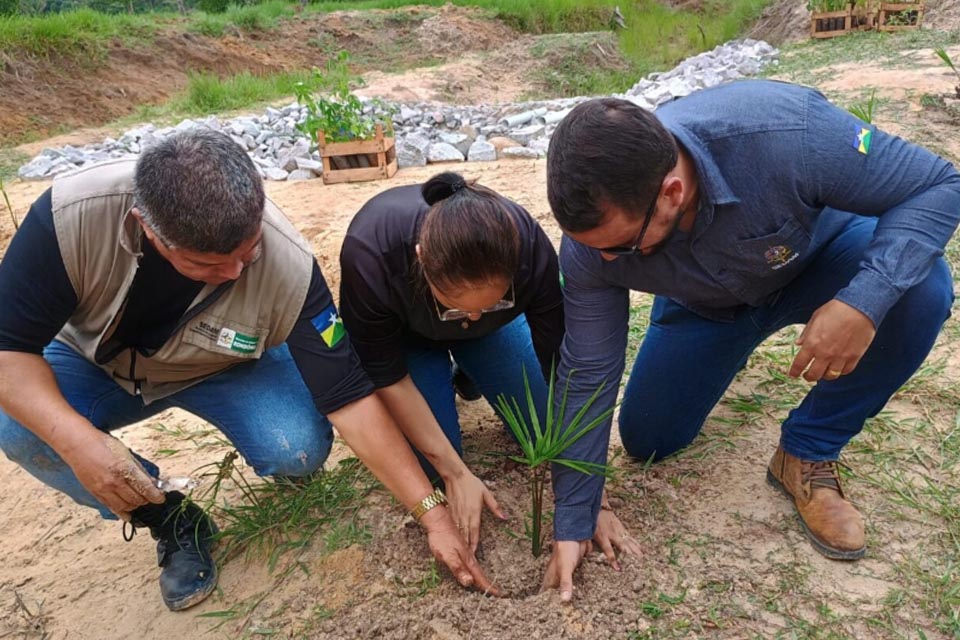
[414,4,517,56]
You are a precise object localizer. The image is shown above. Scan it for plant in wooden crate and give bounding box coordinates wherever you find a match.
[294,51,398,185]
[851,0,877,30]
[808,0,853,38]
[878,0,924,31]
[496,367,613,558]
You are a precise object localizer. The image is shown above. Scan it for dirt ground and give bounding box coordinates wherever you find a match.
[2,4,960,640]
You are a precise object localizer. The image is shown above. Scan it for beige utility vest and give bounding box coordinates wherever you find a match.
[51,159,313,403]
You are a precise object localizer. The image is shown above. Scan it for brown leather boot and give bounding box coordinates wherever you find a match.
[766,446,865,560]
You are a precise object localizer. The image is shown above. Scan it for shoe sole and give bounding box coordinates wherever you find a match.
[165,560,219,611]
[766,468,866,561]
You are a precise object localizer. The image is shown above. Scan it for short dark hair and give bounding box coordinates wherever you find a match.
[417,172,519,294]
[134,128,265,254]
[547,98,678,232]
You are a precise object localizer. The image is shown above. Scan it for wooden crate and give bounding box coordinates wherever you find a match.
[810,8,853,38]
[878,1,924,31]
[316,123,398,185]
[852,1,878,30]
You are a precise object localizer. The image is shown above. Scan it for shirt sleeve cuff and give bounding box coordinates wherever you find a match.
[553,504,600,541]
[834,269,903,329]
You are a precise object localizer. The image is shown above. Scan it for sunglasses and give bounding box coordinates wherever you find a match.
[432,283,515,322]
[597,194,658,256]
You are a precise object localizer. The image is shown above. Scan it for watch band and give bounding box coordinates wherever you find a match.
[411,488,448,522]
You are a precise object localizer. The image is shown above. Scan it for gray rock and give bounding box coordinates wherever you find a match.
[528,138,550,156]
[18,157,54,180]
[397,132,432,168]
[277,138,312,172]
[263,167,289,181]
[467,139,496,162]
[427,142,465,163]
[286,169,315,181]
[295,158,324,174]
[501,146,540,159]
[438,132,471,157]
[509,124,545,146]
[399,105,421,123]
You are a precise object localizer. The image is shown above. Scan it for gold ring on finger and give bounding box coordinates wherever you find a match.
[827,369,842,378]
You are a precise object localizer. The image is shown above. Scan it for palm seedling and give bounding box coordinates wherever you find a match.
[497,367,614,558]
[934,47,960,98]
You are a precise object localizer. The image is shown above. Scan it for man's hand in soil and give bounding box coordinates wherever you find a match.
[444,469,507,553]
[419,504,501,596]
[789,299,876,382]
[543,499,640,600]
[541,540,591,602]
[593,505,642,571]
[64,431,165,518]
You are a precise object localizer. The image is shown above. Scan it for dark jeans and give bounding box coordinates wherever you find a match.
[619,217,954,461]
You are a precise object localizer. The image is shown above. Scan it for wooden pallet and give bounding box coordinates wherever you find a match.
[810,8,853,39]
[316,123,398,185]
[878,1,924,31]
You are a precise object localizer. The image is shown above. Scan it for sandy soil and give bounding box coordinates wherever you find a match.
[2,4,960,640]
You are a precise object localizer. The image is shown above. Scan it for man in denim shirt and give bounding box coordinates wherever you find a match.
[541,80,959,600]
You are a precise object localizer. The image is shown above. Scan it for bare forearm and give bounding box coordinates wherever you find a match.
[375,376,467,481]
[328,393,441,511]
[0,351,99,458]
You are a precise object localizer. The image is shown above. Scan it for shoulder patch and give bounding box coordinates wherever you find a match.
[853,125,873,155]
[311,304,346,348]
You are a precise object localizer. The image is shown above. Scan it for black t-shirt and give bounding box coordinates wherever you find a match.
[338,184,564,388]
[0,188,373,415]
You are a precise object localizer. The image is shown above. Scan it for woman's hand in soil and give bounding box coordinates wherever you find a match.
[542,540,592,602]
[593,507,642,571]
[65,431,165,518]
[444,470,507,553]
[420,505,502,595]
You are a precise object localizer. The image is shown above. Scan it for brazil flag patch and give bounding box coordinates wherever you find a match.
[853,125,872,155]
[311,304,346,348]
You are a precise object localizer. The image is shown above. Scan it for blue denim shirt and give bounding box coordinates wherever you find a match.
[553,79,960,541]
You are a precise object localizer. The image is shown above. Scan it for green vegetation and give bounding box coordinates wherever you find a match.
[497,367,612,557]
[1,0,776,92]
[0,7,157,57]
[848,87,878,123]
[179,68,311,113]
[295,51,393,143]
[193,451,377,567]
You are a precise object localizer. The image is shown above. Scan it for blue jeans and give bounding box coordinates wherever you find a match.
[405,314,548,479]
[619,217,954,462]
[0,341,333,519]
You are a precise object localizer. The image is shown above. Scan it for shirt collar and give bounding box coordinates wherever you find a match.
[668,123,739,208]
[119,207,144,257]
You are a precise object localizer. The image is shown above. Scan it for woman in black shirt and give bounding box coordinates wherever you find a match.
[339,172,564,551]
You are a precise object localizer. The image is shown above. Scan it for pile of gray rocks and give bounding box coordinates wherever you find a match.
[17,39,778,181]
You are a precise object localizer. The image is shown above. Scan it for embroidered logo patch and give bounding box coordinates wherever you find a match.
[217,327,259,353]
[764,245,799,270]
[311,304,346,348]
[853,125,872,155]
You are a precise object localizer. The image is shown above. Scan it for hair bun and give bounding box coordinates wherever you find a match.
[422,172,468,205]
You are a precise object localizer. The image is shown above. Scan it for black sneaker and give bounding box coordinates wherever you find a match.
[452,363,482,401]
[127,491,218,611]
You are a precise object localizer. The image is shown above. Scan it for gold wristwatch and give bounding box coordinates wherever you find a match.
[411,488,448,522]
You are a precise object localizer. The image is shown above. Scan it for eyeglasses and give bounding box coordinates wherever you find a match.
[432,283,515,322]
[597,194,658,256]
